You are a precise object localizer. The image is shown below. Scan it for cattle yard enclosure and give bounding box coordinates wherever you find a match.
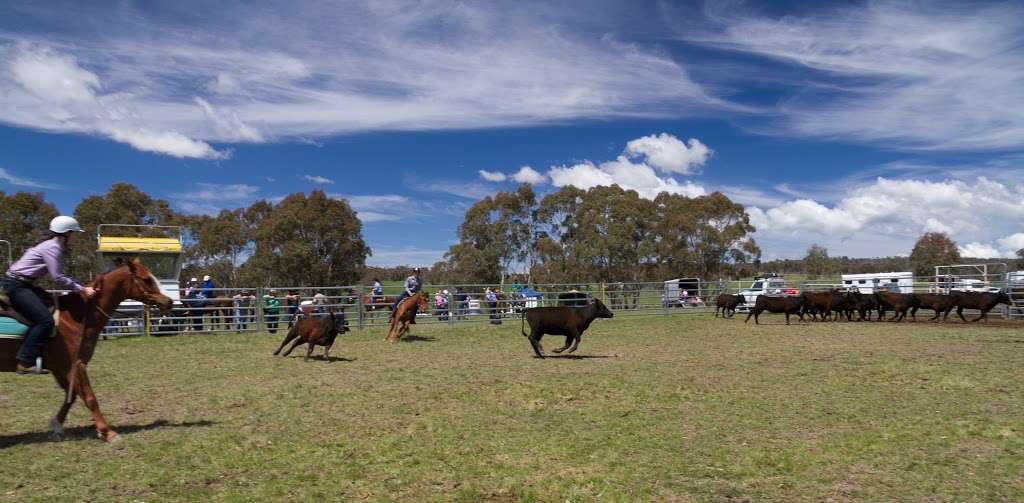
[95,265,1024,337]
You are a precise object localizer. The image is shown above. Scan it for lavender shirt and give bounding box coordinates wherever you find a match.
[8,237,84,291]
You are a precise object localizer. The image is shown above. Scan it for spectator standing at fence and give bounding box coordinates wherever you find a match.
[285,289,301,327]
[185,277,204,332]
[312,290,327,314]
[435,290,449,321]
[233,290,255,332]
[455,286,467,320]
[390,267,423,320]
[263,289,281,334]
[486,287,500,324]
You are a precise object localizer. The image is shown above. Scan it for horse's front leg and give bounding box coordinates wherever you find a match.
[71,362,120,442]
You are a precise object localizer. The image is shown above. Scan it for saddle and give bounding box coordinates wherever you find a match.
[0,288,59,339]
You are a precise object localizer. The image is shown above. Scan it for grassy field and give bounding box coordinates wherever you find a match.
[2,314,1023,502]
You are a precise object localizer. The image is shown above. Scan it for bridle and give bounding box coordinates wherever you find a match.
[66,264,163,403]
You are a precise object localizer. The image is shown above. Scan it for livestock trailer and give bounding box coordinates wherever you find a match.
[841,272,914,294]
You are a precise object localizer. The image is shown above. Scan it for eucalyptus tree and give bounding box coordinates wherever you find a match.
[908,232,961,277]
[654,191,759,281]
[69,182,178,278]
[443,184,537,285]
[564,185,658,283]
[803,244,833,280]
[242,190,369,287]
[0,190,59,260]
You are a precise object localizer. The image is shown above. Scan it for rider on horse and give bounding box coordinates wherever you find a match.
[1,216,98,374]
[389,267,423,321]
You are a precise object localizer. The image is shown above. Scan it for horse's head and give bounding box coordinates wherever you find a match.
[102,258,174,312]
[416,291,430,310]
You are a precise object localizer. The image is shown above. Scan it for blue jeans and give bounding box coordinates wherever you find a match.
[2,276,54,365]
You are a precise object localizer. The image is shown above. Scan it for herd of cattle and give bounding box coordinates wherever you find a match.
[714,289,1016,325]
[272,287,1015,361]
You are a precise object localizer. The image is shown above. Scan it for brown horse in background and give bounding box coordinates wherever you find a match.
[385,291,429,342]
[352,290,397,317]
[0,258,172,441]
[206,295,235,330]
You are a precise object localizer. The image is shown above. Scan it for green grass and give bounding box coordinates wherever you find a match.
[2,315,1023,502]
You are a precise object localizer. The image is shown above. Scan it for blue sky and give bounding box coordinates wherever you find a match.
[1,0,1022,268]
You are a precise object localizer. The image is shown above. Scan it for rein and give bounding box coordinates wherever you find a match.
[65,266,158,404]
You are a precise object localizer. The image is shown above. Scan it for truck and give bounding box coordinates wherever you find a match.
[735,274,800,311]
[841,271,914,294]
[97,224,184,319]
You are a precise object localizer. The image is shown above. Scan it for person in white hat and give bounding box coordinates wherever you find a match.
[2,216,98,374]
[201,274,215,299]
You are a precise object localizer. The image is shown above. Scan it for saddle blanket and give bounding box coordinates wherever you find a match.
[0,311,60,339]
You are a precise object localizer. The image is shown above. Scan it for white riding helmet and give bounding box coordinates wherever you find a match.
[191,277,198,283]
[49,215,84,234]
[203,275,211,281]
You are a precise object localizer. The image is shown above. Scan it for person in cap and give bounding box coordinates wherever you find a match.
[201,274,215,299]
[263,289,281,334]
[2,216,98,374]
[390,267,423,320]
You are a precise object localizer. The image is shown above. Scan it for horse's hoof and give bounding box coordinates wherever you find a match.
[100,432,123,443]
[49,417,65,435]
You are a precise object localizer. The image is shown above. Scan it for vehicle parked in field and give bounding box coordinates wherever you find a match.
[736,274,799,311]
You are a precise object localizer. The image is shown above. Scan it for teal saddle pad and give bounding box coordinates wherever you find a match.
[0,316,29,338]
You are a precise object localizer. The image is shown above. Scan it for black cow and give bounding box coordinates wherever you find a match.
[952,290,1012,323]
[520,299,613,358]
[874,291,919,322]
[273,311,350,362]
[714,294,745,318]
[912,293,957,322]
[744,295,806,325]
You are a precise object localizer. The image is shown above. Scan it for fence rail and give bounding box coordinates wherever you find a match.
[91,275,1022,337]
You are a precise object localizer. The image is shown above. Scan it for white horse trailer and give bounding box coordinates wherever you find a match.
[841,272,914,294]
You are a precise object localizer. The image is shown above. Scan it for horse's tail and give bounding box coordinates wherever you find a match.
[520,311,527,337]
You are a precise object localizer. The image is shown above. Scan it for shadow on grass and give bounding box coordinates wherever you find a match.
[0,419,217,448]
[536,354,611,360]
[396,334,437,342]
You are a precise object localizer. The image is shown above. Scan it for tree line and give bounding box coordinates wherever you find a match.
[2,183,1021,291]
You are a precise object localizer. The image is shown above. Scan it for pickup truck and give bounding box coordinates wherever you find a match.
[735,275,800,311]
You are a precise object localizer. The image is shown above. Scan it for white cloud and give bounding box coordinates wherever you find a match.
[0,167,59,189]
[547,157,706,199]
[173,183,260,204]
[958,242,1003,259]
[702,1,1024,149]
[303,175,334,184]
[747,176,1024,259]
[478,170,506,182]
[512,166,545,184]
[624,133,712,175]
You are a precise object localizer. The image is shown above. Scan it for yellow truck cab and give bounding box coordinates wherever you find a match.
[97,224,184,316]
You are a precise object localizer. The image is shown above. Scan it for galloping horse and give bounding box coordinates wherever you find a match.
[0,258,172,441]
[385,291,429,342]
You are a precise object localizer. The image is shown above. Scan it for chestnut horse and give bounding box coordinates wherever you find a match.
[0,258,172,441]
[385,291,429,342]
[351,290,397,317]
